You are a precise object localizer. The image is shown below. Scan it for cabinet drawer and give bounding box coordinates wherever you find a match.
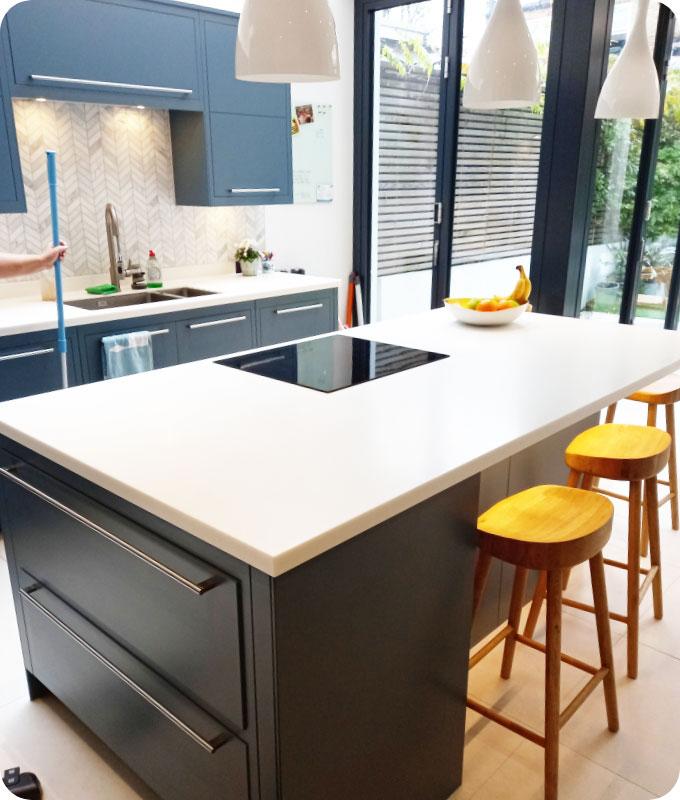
[257,291,337,347]
[7,0,202,109]
[211,112,293,204]
[0,333,80,401]
[1,463,246,730]
[80,319,178,382]
[177,304,256,363]
[22,585,249,800]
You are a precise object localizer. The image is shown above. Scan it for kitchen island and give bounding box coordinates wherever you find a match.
[1,309,679,800]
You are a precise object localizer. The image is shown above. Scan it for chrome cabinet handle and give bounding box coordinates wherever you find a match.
[230,188,281,194]
[275,303,324,316]
[0,466,217,596]
[189,316,247,330]
[149,329,170,337]
[30,74,193,95]
[0,347,55,363]
[20,588,230,754]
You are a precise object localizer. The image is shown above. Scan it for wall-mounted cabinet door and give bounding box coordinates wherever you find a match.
[0,33,25,213]
[210,112,293,205]
[7,0,203,110]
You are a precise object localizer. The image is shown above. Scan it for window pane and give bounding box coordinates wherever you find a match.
[579,0,660,322]
[371,1,444,322]
[633,22,680,328]
[449,1,553,300]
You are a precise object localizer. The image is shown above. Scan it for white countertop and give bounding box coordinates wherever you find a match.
[0,310,679,577]
[0,272,341,337]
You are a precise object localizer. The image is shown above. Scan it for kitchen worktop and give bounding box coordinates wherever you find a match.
[1,309,679,576]
[0,272,341,337]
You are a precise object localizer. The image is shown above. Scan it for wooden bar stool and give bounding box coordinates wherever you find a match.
[525,424,671,680]
[605,374,680,544]
[470,485,618,800]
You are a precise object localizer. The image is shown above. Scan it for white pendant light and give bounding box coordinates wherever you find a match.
[595,0,660,119]
[463,0,540,110]
[236,0,340,83]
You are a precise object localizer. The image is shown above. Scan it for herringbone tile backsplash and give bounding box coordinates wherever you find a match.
[0,100,265,281]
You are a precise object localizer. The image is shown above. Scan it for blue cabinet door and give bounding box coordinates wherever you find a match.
[205,19,288,118]
[176,303,256,363]
[0,331,81,401]
[7,0,203,110]
[257,291,338,347]
[79,317,179,383]
[0,27,25,213]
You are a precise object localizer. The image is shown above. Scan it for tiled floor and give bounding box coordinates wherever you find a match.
[0,400,679,799]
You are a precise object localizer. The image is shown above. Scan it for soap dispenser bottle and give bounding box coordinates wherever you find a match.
[146,250,162,287]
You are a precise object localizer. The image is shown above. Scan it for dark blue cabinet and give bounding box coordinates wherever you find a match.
[0,330,81,402]
[6,0,203,110]
[0,28,25,213]
[79,315,179,383]
[172,14,293,207]
[176,303,256,363]
[257,291,338,347]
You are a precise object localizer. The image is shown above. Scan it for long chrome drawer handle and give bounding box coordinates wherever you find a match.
[30,74,193,95]
[149,329,170,337]
[275,303,324,315]
[230,188,281,194]
[189,316,247,330]
[20,588,230,754]
[0,467,214,596]
[0,348,55,363]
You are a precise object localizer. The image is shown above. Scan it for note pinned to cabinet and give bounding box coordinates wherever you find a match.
[291,103,333,204]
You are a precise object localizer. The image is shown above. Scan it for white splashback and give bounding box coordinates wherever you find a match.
[0,99,265,281]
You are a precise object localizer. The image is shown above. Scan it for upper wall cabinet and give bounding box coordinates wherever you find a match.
[0,38,25,213]
[171,14,293,207]
[6,0,203,110]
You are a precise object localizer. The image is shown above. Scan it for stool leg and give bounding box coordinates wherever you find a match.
[666,403,679,531]
[627,480,642,679]
[589,552,619,732]
[501,566,529,679]
[645,477,664,621]
[605,403,617,424]
[523,571,546,639]
[562,470,585,592]
[473,550,493,618]
[545,569,562,800]
[648,403,658,427]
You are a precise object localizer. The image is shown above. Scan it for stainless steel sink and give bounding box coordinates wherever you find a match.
[159,287,216,298]
[65,287,216,310]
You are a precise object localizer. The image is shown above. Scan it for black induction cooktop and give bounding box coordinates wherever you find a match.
[216,334,449,393]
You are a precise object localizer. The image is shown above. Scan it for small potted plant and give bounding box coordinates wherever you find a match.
[235,240,263,277]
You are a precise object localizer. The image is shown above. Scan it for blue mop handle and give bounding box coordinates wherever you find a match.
[46,151,66,356]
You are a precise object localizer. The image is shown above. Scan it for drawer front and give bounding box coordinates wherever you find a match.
[8,0,202,109]
[0,334,80,401]
[210,112,293,204]
[1,464,246,729]
[177,304,256,363]
[80,320,178,382]
[257,291,337,347]
[22,586,249,800]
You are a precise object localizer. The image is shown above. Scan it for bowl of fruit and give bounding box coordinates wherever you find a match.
[444,266,531,327]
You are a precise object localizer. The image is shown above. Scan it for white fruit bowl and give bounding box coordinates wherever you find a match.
[444,300,529,327]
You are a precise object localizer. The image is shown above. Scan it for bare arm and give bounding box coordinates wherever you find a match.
[0,245,67,279]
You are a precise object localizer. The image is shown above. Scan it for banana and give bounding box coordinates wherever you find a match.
[508,265,532,305]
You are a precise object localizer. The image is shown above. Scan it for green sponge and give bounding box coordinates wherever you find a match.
[147,282,163,289]
[86,284,120,295]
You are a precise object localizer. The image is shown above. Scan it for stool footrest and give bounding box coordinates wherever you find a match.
[469,625,514,669]
[466,697,546,748]
[595,487,630,503]
[639,566,660,603]
[562,596,628,625]
[514,634,599,676]
[559,669,609,730]
[603,557,650,576]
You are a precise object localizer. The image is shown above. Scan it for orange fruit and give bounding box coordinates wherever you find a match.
[497,299,519,310]
[476,299,499,312]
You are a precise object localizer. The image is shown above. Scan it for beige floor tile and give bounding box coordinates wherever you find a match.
[0,560,29,710]
[560,640,680,797]
[639,577,680,660]
[0,696,156,800]
[468,739,656,800]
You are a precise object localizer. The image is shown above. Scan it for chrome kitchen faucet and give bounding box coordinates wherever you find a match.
[105,203,145,290]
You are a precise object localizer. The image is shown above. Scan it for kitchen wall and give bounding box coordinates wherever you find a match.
[0,99,265,282]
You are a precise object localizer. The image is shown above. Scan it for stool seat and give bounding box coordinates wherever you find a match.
[566,424,671,482]
[629,374,680,405]
[478,485,613,570]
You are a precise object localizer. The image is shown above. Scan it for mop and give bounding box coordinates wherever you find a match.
[46,150,68,389]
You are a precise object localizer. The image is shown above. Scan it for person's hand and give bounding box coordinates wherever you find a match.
[40,242,67,269]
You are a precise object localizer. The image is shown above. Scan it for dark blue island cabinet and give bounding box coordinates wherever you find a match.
[0,440,479,800]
